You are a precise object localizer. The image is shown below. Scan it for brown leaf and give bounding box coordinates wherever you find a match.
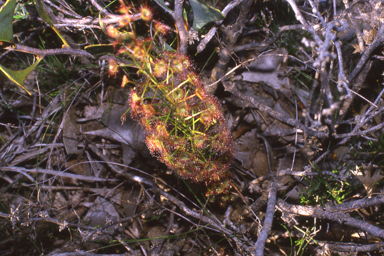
[81,103,149,165]
[63,108,80,154]
[352,44,361,54]
[363,28,376,45]
[351,164,384,196]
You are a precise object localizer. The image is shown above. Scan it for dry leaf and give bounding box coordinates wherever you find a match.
[363,28,376,45]
[351,164,384,196]
[63,108,80,154]
[82,103,149,165]
[352,44,361,54]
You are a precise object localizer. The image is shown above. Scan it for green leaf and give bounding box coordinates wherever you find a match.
[85,44,115,56]
[0,57,44,95]
[189,0,224,30]
[162,42,176,52]
[99,14,108,34]
[155,0,173,12]
[0,0,17,43]
[33,0,70,47]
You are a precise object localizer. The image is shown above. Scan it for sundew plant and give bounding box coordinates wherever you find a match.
[105,2,234,203]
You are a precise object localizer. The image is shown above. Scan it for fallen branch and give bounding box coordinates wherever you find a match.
[0,166,120,183]
[254,181,278,256]
[277,199,384,239]
[5,44,95,59]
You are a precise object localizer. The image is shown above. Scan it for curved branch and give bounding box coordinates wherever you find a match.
[174,0,188,55]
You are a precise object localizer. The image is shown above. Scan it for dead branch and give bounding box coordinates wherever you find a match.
[277,199,384,239]
[254,181,278,256]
